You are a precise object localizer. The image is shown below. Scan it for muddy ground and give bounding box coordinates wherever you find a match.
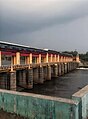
[0,110,28,119]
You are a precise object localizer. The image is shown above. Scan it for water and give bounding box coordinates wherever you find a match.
[23,69,88,99]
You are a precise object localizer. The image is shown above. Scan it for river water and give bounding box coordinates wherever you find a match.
[23,69,88,99]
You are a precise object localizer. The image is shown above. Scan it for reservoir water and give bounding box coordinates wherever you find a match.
[23,69,88,99]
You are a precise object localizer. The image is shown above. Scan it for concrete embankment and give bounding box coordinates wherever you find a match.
[0,89,78,119]
[0,85,88,119]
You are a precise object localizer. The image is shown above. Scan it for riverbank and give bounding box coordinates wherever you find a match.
[0,110,28,119]
[79,61,88,68]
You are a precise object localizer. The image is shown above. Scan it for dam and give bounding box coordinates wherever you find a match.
[0,41,88,119]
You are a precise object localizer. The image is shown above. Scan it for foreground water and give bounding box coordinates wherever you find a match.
[23,69,88,99]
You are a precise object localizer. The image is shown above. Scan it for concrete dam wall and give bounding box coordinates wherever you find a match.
[0,85,88,119]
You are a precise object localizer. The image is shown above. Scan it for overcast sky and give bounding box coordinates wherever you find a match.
[0,0,88,53]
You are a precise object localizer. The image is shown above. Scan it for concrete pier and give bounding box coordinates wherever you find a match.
[0,72,8,89]
[69,62,72,71]
[58,63,62,76]
[17,70,27,88]
[22,70,27,87]
[27,68,33,88]
[43,66,48,81]
[64,63,68,74]
[33,68,39,84]
[38,66,44,83]
[46,65,51,80]
[9,71,16,91]
[61,63,64,75]
[52,64,58,77]
[67,63,70,73]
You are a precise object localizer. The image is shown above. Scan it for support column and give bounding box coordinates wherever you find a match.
[38,66,44,83]
[0,72,8,89]
[61,56,63,62]
[67,63,70,72]
[69,62,71,71]
[46,65,51,80]
[74,62,77,69]
[13,56,16,65]
[74,62,76,70]
[58,63,62,76]
[26,56,30,65]
[33,68,39,84]
[16,52,20,65]
[0,51,1,66]
[72,62,74,70]
[22,70,27,87]
[43,66,47,81]
[70,62,73,71]
[61,63,64,75]
[64,63,67,74]
[57,55,59,62]
[63,57,65,62]
[9,71,16,91]
[11,56,14,65]
[46,53,48,63]
[74,62,76,69]
[52,64,58,77]
[17,70,22,86]
[27,68,33,88]
[38,54,41,63]
[25,57,27,64]
[17,70,27,88]
[33,66,44,84]
[75,62,78,69]
[50,54,53,62]
[29,53,32,64]
[54,55,57,62]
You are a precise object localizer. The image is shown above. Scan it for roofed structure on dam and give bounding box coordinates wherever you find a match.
[0,41,73,57]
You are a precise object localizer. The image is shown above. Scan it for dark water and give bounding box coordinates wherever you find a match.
[23,69,88,99]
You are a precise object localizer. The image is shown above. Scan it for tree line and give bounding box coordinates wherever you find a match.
[62,51,88,62]
[79,52,88,62]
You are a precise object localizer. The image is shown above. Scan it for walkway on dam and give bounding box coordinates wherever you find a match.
[23,69,88,99]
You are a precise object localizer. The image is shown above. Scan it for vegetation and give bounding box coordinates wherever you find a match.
[62,51,78,56]
[79,52,88,62]
[62,51,88,62]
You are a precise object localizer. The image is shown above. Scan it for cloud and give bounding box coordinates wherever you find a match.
[0,0,88,36]
[0,0,88,53]
[1,15,88,53]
